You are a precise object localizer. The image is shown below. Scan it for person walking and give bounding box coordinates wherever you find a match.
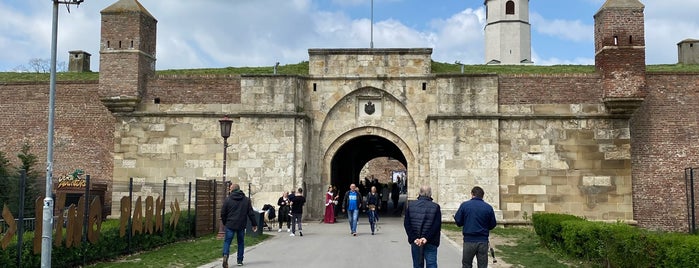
[277,191,291,232]
[221,183,258,267]
[289,188,306,236]
[342,183,364,236]
[454,186,497,268]
[324,186,336,223]
[366,186,380,235]
[391,183,400,213]
[404,185,442,268]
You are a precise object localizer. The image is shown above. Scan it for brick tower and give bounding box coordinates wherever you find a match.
[99,0,157,113]
[594,0,646,114]
[484,0,532,65]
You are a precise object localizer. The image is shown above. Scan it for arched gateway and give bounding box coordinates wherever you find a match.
[96,0,644,230]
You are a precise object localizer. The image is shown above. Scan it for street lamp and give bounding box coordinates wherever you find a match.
[218,116,233,238]
[219,116,233,184]
[43,1,85,267]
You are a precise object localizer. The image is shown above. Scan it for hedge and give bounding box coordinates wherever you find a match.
[533,213,699,267]
[0,211,195,267]
[531,212,584,248]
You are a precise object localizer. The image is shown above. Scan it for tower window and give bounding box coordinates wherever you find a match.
[119,41,122,48]
[107,41,110,48]
[613,36,618,46]
[506,1,515,15]
[629,36,633,44]
[131,40,134,48]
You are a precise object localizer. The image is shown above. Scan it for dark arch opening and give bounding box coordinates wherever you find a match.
[330,135,407,217]
[506,1,515,15]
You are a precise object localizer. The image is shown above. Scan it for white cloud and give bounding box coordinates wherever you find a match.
[428,7,486,64]
[531,13,593,43]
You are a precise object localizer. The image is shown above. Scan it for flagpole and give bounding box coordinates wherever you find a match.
[370,0,374,48]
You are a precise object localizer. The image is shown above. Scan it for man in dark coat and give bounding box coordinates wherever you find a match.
[404,185,442,268]
[221,183,257,267]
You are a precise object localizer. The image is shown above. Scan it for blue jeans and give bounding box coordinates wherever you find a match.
[222,227,245,263]
[367,209,377,233]
[410,243,438,268]
[347,209,359,234]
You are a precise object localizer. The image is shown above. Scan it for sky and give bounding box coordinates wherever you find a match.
[0,0,698,72]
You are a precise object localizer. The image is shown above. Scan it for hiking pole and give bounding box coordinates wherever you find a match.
[490,247,497,263]
[489,240,497,263]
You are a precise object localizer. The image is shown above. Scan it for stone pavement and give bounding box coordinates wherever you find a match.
[199,217,466,268]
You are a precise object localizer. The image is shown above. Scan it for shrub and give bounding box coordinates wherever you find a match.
[0,211,195,268]
[651,233,699,267]
[532,213,585,248]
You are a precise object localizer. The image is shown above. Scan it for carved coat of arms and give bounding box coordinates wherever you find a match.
[364,101,376,115]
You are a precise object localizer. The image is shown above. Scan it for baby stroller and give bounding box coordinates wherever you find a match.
[261,204,276,231]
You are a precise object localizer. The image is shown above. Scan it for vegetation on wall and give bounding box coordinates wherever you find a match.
[2,61,699,83]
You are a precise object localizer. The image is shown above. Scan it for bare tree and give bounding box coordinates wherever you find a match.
[11,58,67,73]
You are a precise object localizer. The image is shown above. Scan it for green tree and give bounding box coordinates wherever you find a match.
[0,150,13,210]
[16,143,41,217]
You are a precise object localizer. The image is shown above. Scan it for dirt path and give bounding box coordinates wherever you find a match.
[442,229,514,268]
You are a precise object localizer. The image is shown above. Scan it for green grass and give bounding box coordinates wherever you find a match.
[2,61,697,83]
[87,233,269,268]
[443,225,594,268]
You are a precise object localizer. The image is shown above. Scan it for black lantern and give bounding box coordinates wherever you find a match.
[219,116,233,139]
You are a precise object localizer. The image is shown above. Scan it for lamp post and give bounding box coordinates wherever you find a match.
[218,116,233,238]
[43,1,85,267]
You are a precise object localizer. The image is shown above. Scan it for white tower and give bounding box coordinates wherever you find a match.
[484,0,532,64]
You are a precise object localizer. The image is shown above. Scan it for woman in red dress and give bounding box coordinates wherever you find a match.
[323,186,335,223]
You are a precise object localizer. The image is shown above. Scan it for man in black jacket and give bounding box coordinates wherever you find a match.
[221,183,257,267]
[403,185,441,268]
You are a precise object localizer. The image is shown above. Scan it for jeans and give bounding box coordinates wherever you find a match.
[410,243,438,268]
[462,241,489,268]
[367,209,378,233]
[347,209,359,234]
[291,213,303,233]
[222,227,245,263]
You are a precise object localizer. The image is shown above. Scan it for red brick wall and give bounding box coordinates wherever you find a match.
[631,73,699,232]
[146,75,242,104]
[594,7,646,98]
[0,81,115,206]
[498,74,603,104]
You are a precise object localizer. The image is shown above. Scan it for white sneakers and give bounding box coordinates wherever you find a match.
[278,229,282,233]
[290,233,295,236]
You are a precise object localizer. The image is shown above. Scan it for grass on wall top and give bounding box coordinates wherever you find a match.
[1,61,698,83]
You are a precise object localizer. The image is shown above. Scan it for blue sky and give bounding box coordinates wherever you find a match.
[0,0,697,71]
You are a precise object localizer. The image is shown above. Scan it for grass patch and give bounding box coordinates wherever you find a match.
[0,71,99,82]
[88,234,269,268]
[3,62,697,83]
[443,225,594,268]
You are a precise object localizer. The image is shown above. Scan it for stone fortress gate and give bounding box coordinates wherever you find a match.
[7,0,699,232]
[99,0,638,224]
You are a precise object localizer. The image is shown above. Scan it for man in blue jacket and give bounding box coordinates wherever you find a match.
[404,185,441,268]
[221,183,257,267]
[454,186,497,268]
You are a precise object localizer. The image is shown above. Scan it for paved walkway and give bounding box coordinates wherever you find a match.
[199,216,464,268]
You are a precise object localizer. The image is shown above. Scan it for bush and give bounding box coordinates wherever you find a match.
[534,213,699,266]
[532,213,584,248]
[651,233,699,267]
[0,211,195,268]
